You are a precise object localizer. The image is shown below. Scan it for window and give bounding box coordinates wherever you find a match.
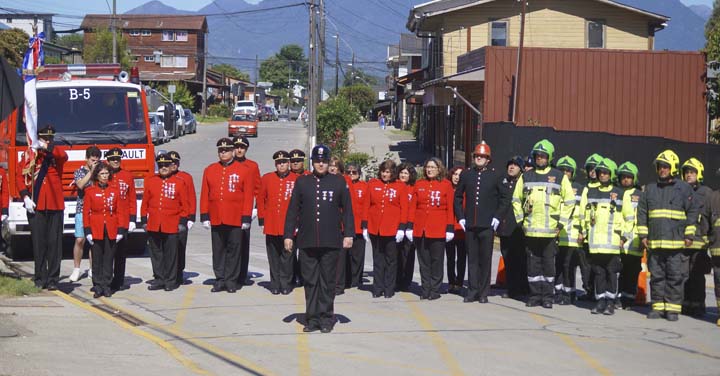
[490,21,508,46]
[144,55,156,62]
[129,29,140,36]
[130,55,139,62]
[162,30,174,41]
[175,31,188,41]
[141,29,151,36]
[587,20,605,48]
[160,55,189,68]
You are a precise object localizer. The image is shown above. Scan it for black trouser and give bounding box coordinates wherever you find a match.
[415,236,445,297]
[239,228,250,284]
[91,229,117,294]
[300,247,339,329]
[526,237,557,304]
[466,228,494,300]
[335,247,348,294]
[619,253,642,303]
[683,249,709,313]
[29,210,63,287]
[265,235,293,290]
[348,234,366,288]
[371,235,398,296]
[210,225,243,290]
[648,249,689,313]
[556,246,578,296]
[571,243,593,295]
[500,228,528,297]
[590,253,622,301]
[445,236,466,287]
[713,256,720,312]
[110,236,128,290]
[293,248,303,285]
[148,232,178,288]
[174,225,189,285]
[396,237,415,291]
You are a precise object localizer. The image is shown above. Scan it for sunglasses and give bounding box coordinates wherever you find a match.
[107,157,121,162]
[158,163,172,168]
[347,170,359,175]
[290,159,303,163]
[275,159,290,164]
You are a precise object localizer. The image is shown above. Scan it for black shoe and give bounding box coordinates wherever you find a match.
[428,293,441,301]
[148,284,164,291]
[420,293,429,300]
[478,297,489,304]
[93,291,102,298]
[281,288,291,295]
[303,325,320,333]
[211,284,225,293]
[242,279,253,286]
[603,302,615,316]
[226,286,237,293]
[335,290,345,296]
[463,297,476,303]
[542,302,553,309]
[501,292,510,299]
[591,299,607,315]
[372,292,383,298]
[164,285,178,292]
[666,312,679,322]
[384,293,394,299]
[320,326,332,333]
[647,310,664,319]
[526,301,540,307]
[271,288,280,295]
[46,283,58,291]
[102,290,112,297]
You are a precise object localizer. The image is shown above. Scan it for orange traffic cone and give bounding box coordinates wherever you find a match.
[635,250,649,305]
[495,256,506,286]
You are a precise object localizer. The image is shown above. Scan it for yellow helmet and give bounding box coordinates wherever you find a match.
[681,157,704,182]
[654,150,680,176]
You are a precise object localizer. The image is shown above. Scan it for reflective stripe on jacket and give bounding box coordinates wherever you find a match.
[621,187,644,256]
[580,184,624,255]
[558,181,583,247]
[637,179,699,250]
[512,166,574,238]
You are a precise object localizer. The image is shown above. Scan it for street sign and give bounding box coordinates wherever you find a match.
[168,84,176,94]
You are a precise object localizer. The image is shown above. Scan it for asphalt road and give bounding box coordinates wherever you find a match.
[6,120,720,376]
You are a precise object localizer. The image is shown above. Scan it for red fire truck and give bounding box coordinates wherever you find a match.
[0,64,155,258]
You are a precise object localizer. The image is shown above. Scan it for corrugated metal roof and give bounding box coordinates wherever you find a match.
[81,14,207,31]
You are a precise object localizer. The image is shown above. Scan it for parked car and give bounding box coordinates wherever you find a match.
[228,112,258,138]
[148,112,167,145]
[233,100,258,116]
[157,103,185,137]
[183,109,197,134]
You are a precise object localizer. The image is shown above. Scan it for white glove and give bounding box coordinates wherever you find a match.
[202,221,211,230]
[1,214,7,222]
[491,217,500,232]
[241,222,251,230]
[458,219,466,231]
[128,222,136,232]
[395,230,404,243]
[116,234,124,242]
[252,208,258,220]
[363,229,369,242]
[23,196,36,214]
[86,234,94,245]
[405,229,413,242]
[445,232,455,242]
[187,221,194,230]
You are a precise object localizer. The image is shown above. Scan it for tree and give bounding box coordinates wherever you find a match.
[260,44,308,90]
[343,67,378,87]
[53,33,83,51]
[705,0,720,141]
[338,84,376,118]
[158,81,194,110]
[211,63,250,81]
[83,27,131,70]
[0,28,30,68]
[317,97,361,157]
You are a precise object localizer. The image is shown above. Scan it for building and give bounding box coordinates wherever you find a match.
[0,13,54,40]
[404,0,687,166]
[386,34,424,129]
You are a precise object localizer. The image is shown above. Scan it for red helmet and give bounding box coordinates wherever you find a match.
[473,141,491,158]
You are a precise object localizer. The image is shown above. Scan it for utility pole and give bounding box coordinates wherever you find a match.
[254,54,259,105]
[318,0,325,104]
[512,0,527,123]
[350,52,355,106]
[201,30,208,116]
[335,33,339,96]
[111,0,117,63]
[308,0,317,148]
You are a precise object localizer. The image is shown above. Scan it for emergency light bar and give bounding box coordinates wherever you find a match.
[37,64,139,83]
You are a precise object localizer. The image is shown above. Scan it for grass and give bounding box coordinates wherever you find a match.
[196,115,229,124]
[389,129,414,138]
[0,275,41,297]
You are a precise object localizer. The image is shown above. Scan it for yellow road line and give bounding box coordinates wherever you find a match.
[402,295,465,376]
[53,291,212,376]
[97,296,275,376]
[172,285,199,329]
[294,291,312,376]
[530,313,612,376]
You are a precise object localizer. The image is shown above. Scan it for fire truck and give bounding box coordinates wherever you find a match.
[0,64,156,259]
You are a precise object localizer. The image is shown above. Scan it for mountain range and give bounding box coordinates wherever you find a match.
[126,0,713,79]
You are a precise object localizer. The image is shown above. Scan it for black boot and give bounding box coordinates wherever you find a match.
[591,298,607,314]
[603,299,615,315]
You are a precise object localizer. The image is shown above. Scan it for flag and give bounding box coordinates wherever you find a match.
[21,31,45,149]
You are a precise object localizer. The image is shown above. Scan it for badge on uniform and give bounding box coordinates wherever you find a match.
[548,176,556,183]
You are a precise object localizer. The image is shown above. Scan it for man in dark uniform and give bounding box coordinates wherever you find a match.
[497,156,528,300]
[284,145,354,333]
[233,136,261,286]
[168,151,197,286]
[289,148,310,286]
[106,147,138,291]
[17,125,68,290]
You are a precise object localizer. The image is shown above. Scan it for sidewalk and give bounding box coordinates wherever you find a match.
[349,122,430,165]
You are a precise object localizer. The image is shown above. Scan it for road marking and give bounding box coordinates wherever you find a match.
[401,295,465,376]
[294,291,312,376]
[530,313,612,376]
[173,285,199,329]
[52,291,213,376]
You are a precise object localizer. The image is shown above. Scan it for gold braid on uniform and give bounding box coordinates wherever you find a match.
[21,148,38,187]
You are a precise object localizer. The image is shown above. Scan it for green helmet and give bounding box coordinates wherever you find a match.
[556,155,577,179]
[584,153,604,171]
[531,139,555,162]
[595,158,618,183]
[617,161,639,185]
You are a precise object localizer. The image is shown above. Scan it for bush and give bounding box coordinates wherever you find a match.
[208,104,232,118]
[345,152,370,168]
[317,97,361,157]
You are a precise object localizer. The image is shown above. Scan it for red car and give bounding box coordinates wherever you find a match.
[228,113,259,137]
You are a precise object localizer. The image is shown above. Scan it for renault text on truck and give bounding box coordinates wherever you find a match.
[0,64,155,258]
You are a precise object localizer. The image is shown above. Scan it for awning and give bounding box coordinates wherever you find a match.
[421,66,485,89]
[397,69,426,85]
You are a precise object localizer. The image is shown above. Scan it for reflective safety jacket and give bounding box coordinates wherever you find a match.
[637,179,699,250]
[580,184,625,254]
[709,190,720,257]
[512,166,574,238]
[558,181,583,247]
[686,184,712,250]
[621,187,644,257]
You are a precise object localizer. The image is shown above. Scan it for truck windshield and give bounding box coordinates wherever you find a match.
[16,86,148,146]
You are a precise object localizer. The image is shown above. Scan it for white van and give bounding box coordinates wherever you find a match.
[234,100,258,116]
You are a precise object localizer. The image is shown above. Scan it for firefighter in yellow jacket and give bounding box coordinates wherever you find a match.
[580,158,625,315]
[618,161,644,310]
[709,189,720,327]
[638,150,699,322]
[554,156,583,305]
[513,139,574,308]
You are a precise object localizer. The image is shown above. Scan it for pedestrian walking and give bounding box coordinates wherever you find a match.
[446,166,466,295]
[168,151,197,286]
[284,145,354,333]
[396,162,417,292]
[69,146,101,282]
[106,147,138,292]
